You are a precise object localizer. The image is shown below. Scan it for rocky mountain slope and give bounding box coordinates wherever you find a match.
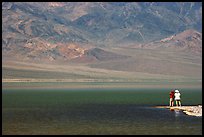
[2,2,202,73]
[139,29,202,54]
[2,2,202,63]
[2,2,202,90]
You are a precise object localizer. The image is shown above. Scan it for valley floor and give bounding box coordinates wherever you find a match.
[2,80,202,89]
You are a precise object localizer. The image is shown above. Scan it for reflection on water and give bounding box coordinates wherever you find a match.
[3,104,202,135]
[174,110,182,117]
[2,89,202,135]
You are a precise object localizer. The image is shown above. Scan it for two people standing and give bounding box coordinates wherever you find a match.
[169,89,181,107]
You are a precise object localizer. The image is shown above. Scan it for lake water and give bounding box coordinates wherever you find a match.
[2,88,202,135]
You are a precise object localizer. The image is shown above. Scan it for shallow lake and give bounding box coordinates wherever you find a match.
[2,88,202,135]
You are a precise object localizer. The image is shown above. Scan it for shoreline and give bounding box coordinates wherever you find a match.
[155,105,202,117]
[2,80,201,89]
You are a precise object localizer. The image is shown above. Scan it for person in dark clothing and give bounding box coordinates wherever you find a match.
[169,90,175,107]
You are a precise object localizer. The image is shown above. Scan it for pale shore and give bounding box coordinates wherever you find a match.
[2,78,201,89]
[155,105,202,117]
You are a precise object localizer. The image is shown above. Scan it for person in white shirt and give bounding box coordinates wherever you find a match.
[174,89,181,107]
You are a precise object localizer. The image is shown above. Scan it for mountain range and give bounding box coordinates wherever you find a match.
[2,2,202,87]
[2,2,202,61]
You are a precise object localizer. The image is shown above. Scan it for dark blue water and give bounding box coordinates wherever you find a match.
[2,88,202,135]
[49,104,202,135]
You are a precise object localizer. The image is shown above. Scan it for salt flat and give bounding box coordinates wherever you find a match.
[155,105,202,117]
